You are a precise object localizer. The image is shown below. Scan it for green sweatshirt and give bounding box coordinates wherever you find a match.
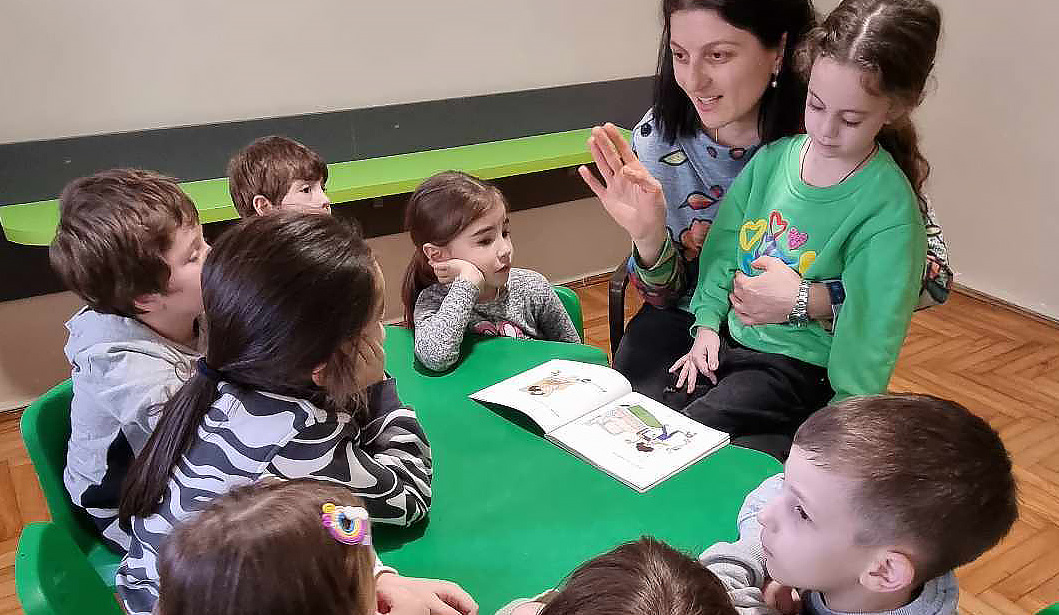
[689,135,925,402]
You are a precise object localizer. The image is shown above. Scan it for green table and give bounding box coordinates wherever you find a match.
[379,327,780,613]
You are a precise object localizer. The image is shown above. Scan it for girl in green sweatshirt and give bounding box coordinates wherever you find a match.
[669,0,942,459]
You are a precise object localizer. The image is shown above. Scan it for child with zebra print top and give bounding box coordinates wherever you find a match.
[116,213,434,615]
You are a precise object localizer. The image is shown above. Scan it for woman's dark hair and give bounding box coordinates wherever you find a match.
[157,479,375,615]
[796,0,941,208]
[654,0,818,145]
[401,170,506,328]
[119,212,379,523]
[540,537,738,615]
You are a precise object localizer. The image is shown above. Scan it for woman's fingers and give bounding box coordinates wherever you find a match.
[620,166,662,194]
[591,126,624,179]
[603,123,639,165]
[577,165,607,201]
[587,134,616,180]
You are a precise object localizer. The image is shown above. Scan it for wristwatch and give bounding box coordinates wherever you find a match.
[787,279,812,326]
[824,279,846,322]
[824,280,845,306]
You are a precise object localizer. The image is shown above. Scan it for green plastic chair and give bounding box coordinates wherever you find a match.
[19,380,121,587]
[1038,604,1059,615]
[552,285,585,341]
[15,522,124,615]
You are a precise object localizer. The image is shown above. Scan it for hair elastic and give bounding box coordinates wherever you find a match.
[196,357,227,381]
[321,503,371,545]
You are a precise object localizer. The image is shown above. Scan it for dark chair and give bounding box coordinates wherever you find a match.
[608,257,632,357]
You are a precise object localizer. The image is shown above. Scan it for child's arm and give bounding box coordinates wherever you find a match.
[414,279,480,372]
[672,157,758,388]
[525,271,581,343]
[699,474,785,615]
[688,154,758,333]
[68,348,193,546]
[827,222,925,401]
[377,571,479,615]
[266,378,432,526]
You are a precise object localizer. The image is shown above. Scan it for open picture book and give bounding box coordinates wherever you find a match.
[470,359,729,492]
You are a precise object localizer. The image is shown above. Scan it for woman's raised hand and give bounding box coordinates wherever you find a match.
[578,123,668,264]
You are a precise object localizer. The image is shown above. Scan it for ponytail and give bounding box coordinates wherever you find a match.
[878,118,929,213]
[402,250,437,329]
[119,373,218,524]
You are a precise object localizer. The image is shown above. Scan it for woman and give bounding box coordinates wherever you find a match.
[579,0,951,416]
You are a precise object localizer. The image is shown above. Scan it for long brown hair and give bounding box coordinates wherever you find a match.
[157,479,375,615]
[796,0,941,209]
[540,537,737,615]
[119,212,379,524]
[401,171,506,328]
[654,0,818,145]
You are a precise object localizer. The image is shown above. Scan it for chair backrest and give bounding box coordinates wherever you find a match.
[552,286,585,342]
[15,522,124,615]
[19,380,99,552]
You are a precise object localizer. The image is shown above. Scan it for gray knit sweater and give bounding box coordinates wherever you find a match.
[412,268,581,371]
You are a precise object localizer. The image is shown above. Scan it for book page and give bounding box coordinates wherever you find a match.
[469,359,632,433]
[548,392,729,492]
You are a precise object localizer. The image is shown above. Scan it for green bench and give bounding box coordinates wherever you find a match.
[1,128,618,246]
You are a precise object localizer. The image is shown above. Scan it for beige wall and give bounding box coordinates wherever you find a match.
[0,1,655,408]
[917,0,1058,319]
[0,0,660,143]
[814,0,1058,319]
[0,198,630,411]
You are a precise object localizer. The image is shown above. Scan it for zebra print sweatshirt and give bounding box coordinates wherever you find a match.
[116,377,432,615]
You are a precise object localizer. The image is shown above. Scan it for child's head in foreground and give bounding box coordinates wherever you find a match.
[156,478,375,615]
[50,168,205,321]
[401,170,512,325]
[227,135,330,217]
[760,394,1017,598]
[527,537,736,615]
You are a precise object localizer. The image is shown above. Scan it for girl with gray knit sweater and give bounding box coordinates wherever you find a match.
[402,172,581,372]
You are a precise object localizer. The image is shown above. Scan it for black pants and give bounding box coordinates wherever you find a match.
[614,304,833,461]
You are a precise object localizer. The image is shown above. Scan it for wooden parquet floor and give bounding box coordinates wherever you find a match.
[0,282,1056,614]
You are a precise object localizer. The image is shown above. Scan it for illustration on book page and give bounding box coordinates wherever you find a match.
[585,403,696,454]
[519,369,608,397]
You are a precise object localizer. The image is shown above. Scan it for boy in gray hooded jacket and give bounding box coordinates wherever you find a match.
[701,395,1018,615]
[50,169,206,551]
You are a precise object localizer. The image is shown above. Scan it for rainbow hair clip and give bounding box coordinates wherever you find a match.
[321,503,371,546]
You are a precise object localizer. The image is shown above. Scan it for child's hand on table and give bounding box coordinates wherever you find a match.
[376,572,479,615]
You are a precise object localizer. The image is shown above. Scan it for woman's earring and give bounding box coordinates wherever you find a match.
[770,71,779,88]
